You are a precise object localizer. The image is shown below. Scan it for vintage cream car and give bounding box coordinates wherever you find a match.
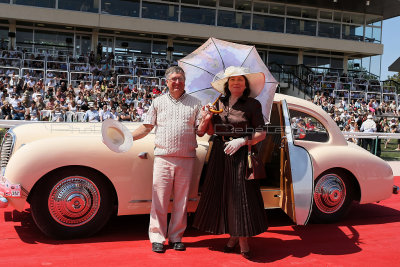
[0,94,397,239]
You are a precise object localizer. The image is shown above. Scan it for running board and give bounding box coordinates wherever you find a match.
[260,187,281,208]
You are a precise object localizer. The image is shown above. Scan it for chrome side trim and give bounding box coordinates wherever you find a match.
[129,200,152,203]
[129,198,199,203]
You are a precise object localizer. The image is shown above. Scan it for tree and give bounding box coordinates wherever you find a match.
[347,61,378,79]
[387,72,400,82]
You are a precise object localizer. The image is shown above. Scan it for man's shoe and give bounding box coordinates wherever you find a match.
[152,242,165,253]
[170,242,186,251]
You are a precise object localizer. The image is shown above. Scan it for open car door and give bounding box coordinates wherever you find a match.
[278,100,314,225]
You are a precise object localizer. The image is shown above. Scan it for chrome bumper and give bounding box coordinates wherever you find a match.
[0,176,21,208]
[394,185,399,195]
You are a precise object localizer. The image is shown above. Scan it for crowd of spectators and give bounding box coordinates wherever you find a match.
[0,48,172,123]
[311,92,400,154]
[2,48,400,154]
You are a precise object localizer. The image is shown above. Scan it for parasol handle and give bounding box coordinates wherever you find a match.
[209,94,223,114]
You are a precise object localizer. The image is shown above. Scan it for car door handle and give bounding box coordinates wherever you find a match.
[138,152,148,159]
[279,136,286,149]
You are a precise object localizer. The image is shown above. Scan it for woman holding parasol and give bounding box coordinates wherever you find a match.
[193,66,268,259]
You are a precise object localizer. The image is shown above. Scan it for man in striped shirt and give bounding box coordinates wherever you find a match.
[132,66,210,253]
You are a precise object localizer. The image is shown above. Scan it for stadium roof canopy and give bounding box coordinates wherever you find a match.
[269,0,400,20]
[389,57,400,72]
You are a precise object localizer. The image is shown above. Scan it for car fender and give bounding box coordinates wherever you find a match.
[4,135,153,212]
[303,142,393,203]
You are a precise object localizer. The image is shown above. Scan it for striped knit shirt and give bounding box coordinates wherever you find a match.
[143,92,202,157]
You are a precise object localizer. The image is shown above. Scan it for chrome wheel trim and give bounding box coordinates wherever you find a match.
[48,176,101,227]
[314,174,346,214]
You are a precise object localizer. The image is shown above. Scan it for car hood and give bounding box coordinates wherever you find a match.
[10,122,142,151]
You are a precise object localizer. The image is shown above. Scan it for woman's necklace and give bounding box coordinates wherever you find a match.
[225,97,238,123]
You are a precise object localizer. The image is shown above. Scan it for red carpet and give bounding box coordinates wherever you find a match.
[1,177,400,266]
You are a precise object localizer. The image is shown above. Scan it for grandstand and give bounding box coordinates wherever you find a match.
[0,0,400,121]
[0,49,169,93]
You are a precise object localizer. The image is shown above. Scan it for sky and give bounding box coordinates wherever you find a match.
[381,16,400,79]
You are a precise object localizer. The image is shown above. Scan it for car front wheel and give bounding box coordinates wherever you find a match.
[311,170,353,223]
[30,167,115,239]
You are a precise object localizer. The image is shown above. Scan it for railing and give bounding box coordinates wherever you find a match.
[117,75,139,88]
[382,80,400,94]
[139,76,160,87]
[155,68,167,77]
[114,66,135,76]
[114,53,135,63]
[321,81,336,90]
[298,64,314,82]
[69,62,90,72]
[0,57,22,68]
[45,70,69,89]
[308,65,380,80]
[46,60,68,72]
[135,67,155,76]
[269,62,312,99]
[70,71,93,88]
[134,56,152,64]
[342,132,400,155]
[23,58,45,69]
[68,56,89,63]
[21,68,45,82]
[305,70,400,104]
[0,66,21,78]
[382,93,397,103]
[23,52,46,60]
[366,92,382,101]
[1,50,23,59]
[111,58,133,67]
[46,54,69,62]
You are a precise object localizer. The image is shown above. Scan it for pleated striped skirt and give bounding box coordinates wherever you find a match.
[193,137,268,237]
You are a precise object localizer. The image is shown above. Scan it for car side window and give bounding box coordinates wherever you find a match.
[289,109,329,142]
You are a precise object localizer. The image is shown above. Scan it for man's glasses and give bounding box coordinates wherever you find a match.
[167,77,185,83]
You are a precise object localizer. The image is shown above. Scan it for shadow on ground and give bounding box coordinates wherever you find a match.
[3,201,400,263]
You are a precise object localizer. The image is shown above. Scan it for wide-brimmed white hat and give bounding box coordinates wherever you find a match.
[101,119,133,153]
[367,114,373,119]
[211,66,265,97]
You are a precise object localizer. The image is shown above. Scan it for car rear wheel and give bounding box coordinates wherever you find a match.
[30,167,114,239]
[311,170,353,223]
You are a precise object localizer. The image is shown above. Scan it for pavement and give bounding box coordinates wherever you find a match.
[1,178,400,266]
[388,161,400,176]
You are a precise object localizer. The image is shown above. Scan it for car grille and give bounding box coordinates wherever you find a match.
[0,130,15,168]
